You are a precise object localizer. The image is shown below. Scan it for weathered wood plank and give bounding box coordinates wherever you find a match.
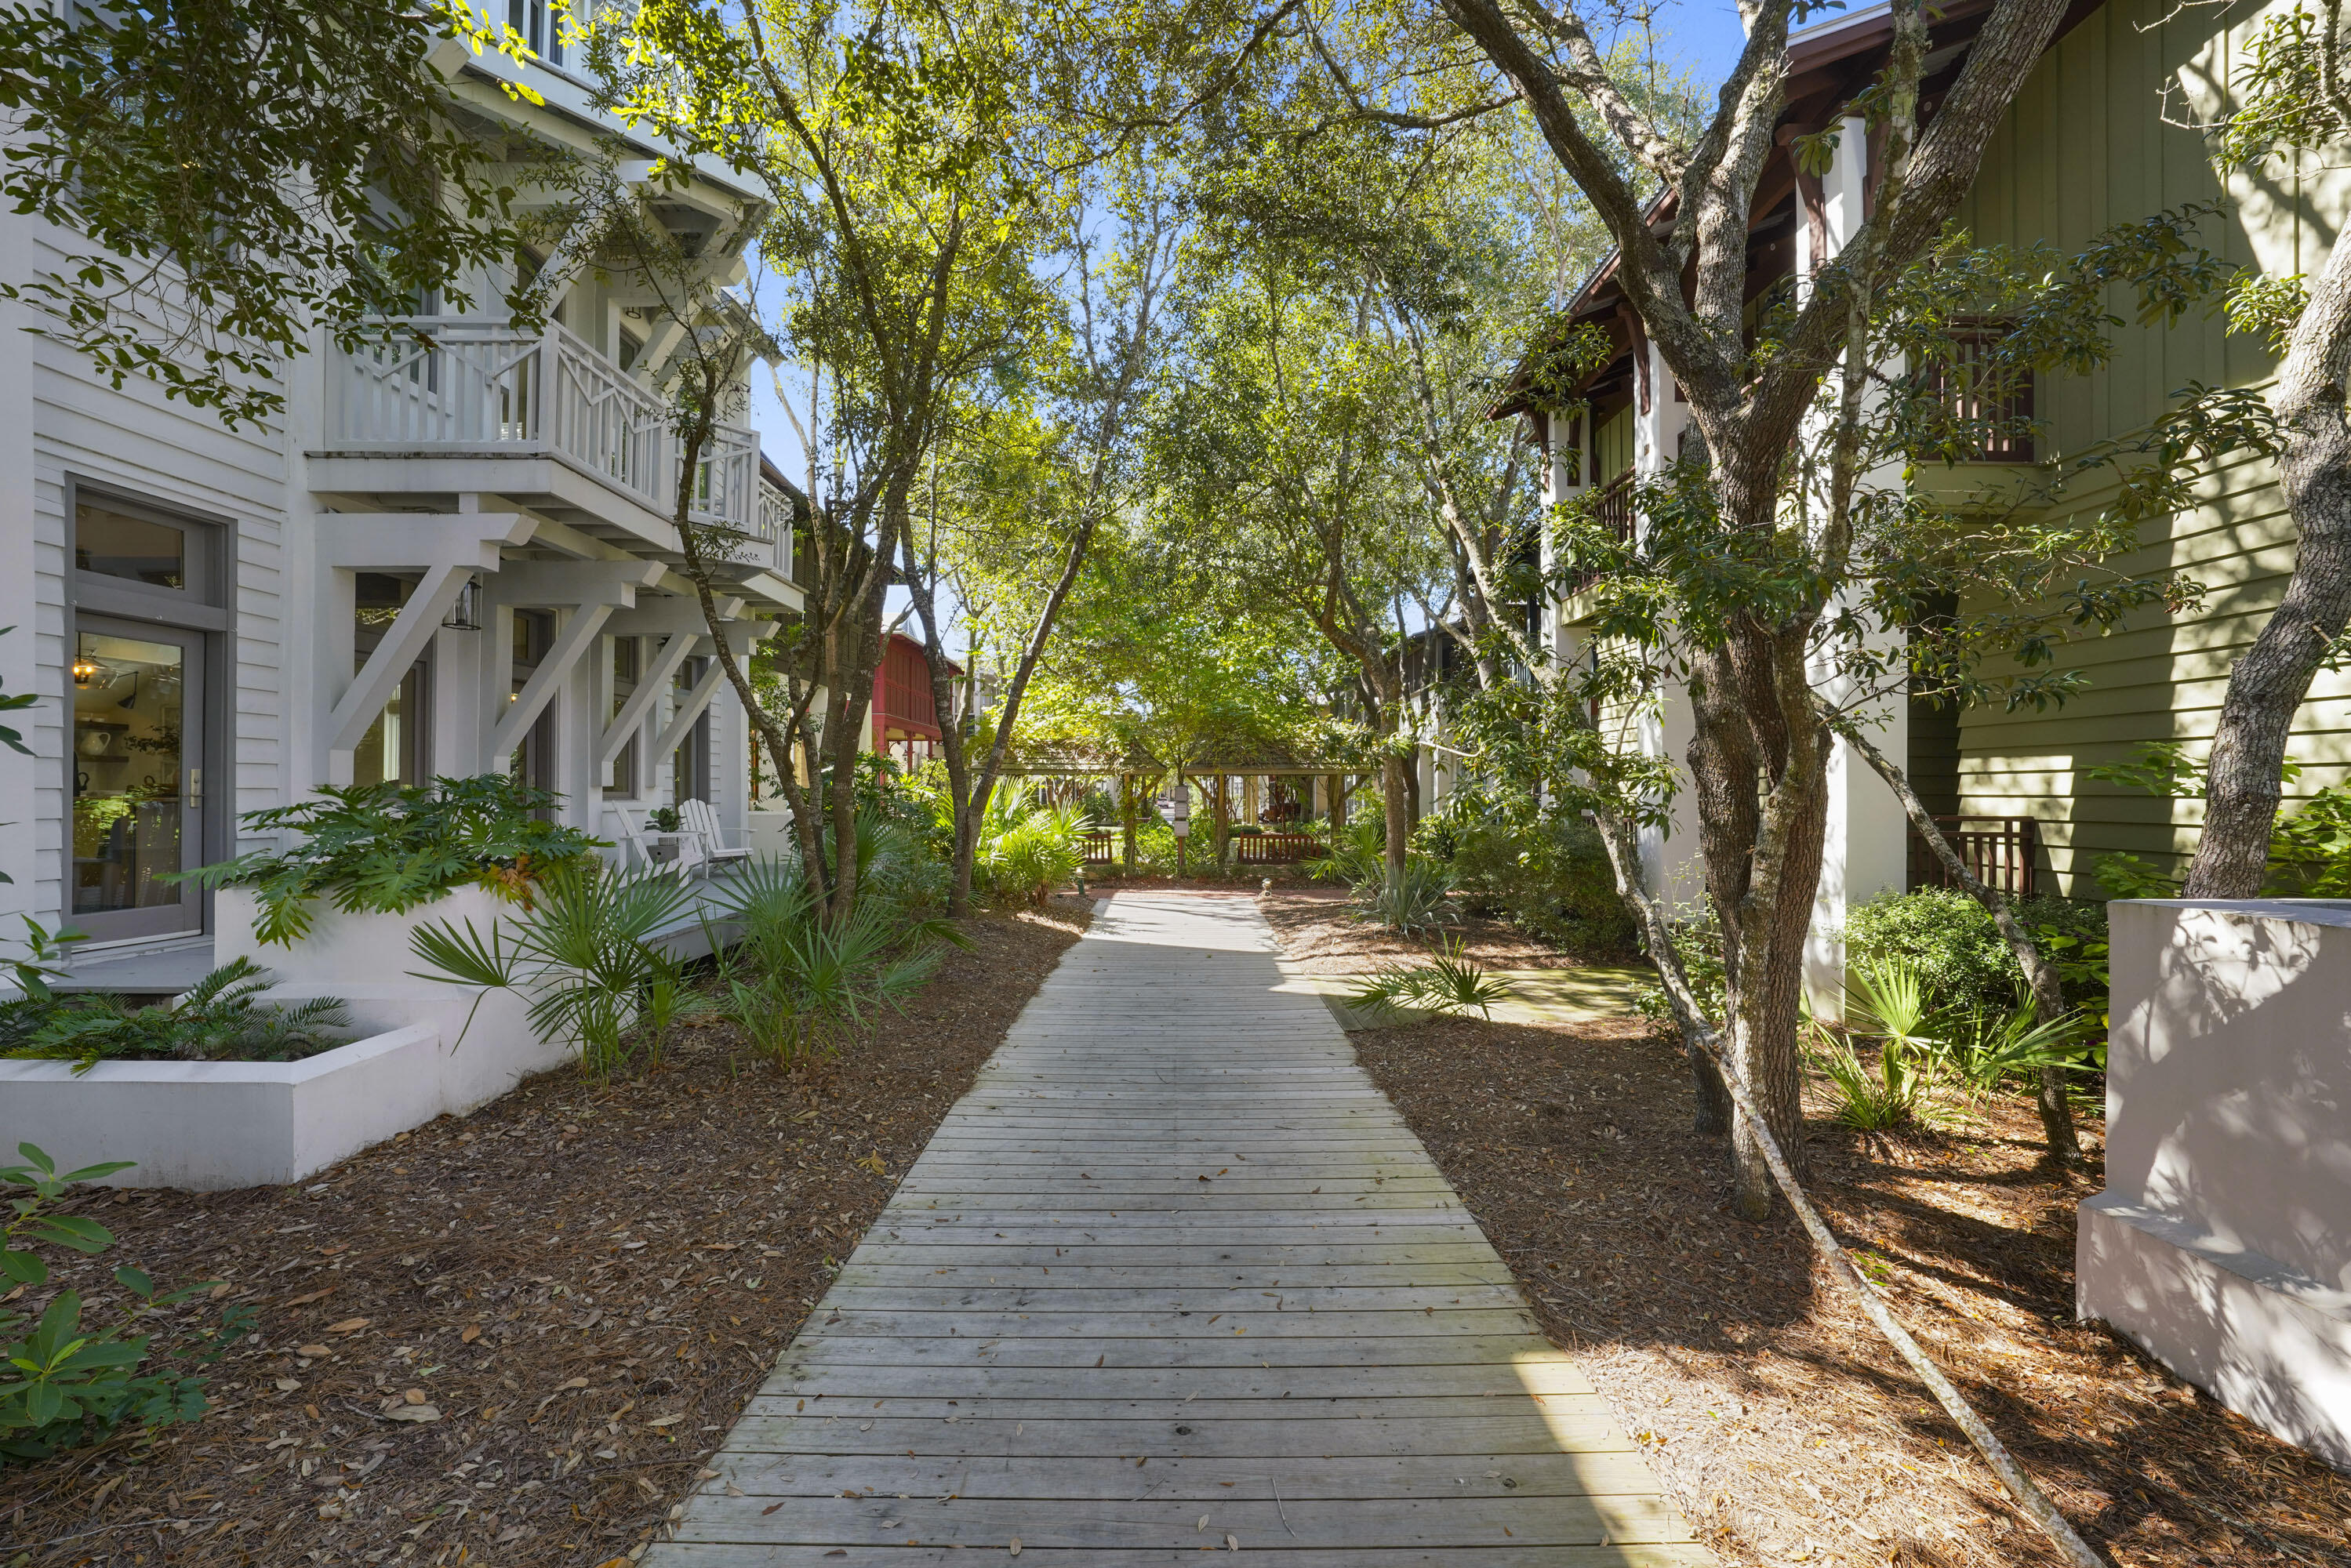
[692,1448,1648,1499]
[758,1359,1590,1399]
[814,1283,1531,1312]
[645,894,1704,1568]
[713,1410,1632,1457]
[767,1334,1566,1370]
[835,1263,1518,1288]
[645,1547,1713,1567]
[668,1492,1694,1547]
[743,1392,1610,1423]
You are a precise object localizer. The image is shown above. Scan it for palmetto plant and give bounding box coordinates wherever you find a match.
[1952,1000,2096,1097]
[1806,959,1953,1132]
[707,855,953,1068]
[407,861,699,1079]
[1304,818,1384,886]
[973,788,1087,908]
[1349,938,1517,1021]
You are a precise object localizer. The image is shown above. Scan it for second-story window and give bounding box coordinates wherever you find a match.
[1926,323,2035,463]
[509,0,564,69]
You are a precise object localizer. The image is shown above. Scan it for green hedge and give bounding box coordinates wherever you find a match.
[1843,887,2108,1014]
[1443,816,1635,957]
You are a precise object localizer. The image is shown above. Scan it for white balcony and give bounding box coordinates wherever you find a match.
[320,319,779,576]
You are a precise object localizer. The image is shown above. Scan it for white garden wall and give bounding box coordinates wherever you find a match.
[0,884,571,1190]
[2080,898,2351,1469]
[0,983,564,1191]
[213,882,511,982]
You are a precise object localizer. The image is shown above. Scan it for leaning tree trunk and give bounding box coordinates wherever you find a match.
[2186,222,2351,897]
[2182,430,2351,896]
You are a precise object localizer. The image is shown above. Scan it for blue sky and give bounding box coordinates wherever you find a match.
[1633,0,1755,88]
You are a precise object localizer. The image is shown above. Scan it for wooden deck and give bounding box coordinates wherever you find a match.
[649,891,1709,1565]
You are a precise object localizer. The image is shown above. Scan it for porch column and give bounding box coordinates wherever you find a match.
[313,509,536,789]
[1797,114,1912,1016]
[1541,409,1593,668]
[487,559,666,832]
[1627,338,1702,911]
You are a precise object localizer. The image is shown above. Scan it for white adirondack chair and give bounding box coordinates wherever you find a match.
[612,807,696,882]
[679,797,754,876]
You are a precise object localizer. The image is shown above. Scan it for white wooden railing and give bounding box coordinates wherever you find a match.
[692,422,759,534]
[327,318,761,538]
[754,474,797,580]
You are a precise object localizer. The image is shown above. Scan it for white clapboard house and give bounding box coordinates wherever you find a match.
[0,28,804,989]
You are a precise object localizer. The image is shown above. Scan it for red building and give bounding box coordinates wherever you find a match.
[870,631,962,768]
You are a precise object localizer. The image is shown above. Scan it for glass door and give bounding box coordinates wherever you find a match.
[70,621,205,942]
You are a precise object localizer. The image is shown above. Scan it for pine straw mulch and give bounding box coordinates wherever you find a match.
[0,898,1092,1568]
[1262,895,2351,1568]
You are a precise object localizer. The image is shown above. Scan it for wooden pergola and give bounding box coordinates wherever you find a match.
[999,742,1372,829]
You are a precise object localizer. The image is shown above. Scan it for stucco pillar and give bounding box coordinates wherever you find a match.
[1630,345,1703,911]
[1796,114,1913,1015]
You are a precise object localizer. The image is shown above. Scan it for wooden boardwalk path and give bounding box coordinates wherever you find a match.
[649,891,1709,1565]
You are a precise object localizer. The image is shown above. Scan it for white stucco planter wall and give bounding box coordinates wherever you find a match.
[2080,899,2351,1468]
[214,883,512,984]
[0,983,565,1191]
[0,884,575,1190]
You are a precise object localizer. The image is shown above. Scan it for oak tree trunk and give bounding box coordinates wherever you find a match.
[2183,415,2351,897]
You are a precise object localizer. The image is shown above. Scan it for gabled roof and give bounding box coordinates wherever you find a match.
[1492,0,2106,423]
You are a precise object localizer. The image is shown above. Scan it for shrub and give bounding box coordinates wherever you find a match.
[176,775,601,945]
[1633,902,1728,1029]
[1843,887,2109,1016]
[1129,817,1182,875]
[2018,896,2110,1018]
[1447,816,1635,956]
[2,1144,254,1463]
[5,958,351,1073]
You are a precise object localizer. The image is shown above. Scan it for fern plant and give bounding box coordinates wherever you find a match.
[173,775,601,945]
[5,959,351,1074]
